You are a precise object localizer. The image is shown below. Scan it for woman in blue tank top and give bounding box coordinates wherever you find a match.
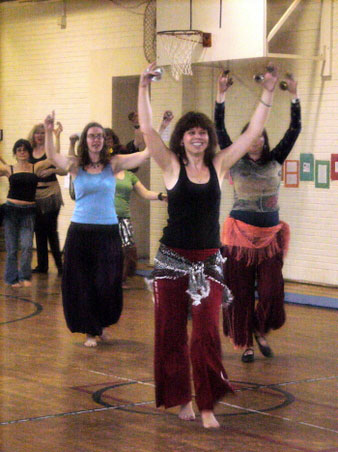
[44,112,150,348]
[138,63,278,428]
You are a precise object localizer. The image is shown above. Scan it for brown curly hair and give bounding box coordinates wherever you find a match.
[169,112,217,166]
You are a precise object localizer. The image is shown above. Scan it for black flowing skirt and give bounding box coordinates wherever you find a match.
[62,222,123,336]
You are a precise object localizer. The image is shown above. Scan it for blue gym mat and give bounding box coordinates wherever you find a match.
[284,292,337,309]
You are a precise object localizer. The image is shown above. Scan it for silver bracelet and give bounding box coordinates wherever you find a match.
[259,98,272,108]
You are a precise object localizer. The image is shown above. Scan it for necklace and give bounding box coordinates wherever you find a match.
[89,162,102,169]
[187,164,206,183]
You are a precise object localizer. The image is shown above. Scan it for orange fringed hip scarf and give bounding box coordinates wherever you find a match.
[221,217,290,266]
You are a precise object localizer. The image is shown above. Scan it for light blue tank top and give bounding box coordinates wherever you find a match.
[72,165,118,225]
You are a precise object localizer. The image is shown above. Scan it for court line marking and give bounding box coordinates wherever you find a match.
[1,372,337,435]
[218,401,338,434]
[88,370,155,387]
[0,401,154,426]
[88,370,338,434]
[88,370,337,392]
[0,294,42,325]
[2,396,337,436]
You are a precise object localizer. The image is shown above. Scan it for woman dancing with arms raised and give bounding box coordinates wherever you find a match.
[138,62,278,428]
[28,121,66,275]
[215,71,301,363]
[44,112,150,347]
[0,139,55,287]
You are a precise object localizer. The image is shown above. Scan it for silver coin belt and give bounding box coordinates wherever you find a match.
[149,244,233,308]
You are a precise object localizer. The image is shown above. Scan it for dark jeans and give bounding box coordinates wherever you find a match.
[34,208,62,271]
[4,203,35,284]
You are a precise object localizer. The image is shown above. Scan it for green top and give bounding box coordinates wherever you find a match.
[115,170,139,218]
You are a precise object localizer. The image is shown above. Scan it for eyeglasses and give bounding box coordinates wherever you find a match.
[87,133,104,140]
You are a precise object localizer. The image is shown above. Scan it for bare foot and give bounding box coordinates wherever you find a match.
[99,328,110,342]
[201,410,220,429]
[84,335,97,347]
[10,282,21,288]
[178,401,195,421]
[21,280,32,287]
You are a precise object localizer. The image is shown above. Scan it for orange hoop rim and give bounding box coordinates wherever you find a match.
[157,29,203,36]
[157,30,211,47]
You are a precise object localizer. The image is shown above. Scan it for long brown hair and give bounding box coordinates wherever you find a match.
[104,127,126,154]
[241,123,271,161]
[169,112,217,166]
[77,122,111,168]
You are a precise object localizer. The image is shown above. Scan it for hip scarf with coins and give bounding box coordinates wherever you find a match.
[147,244,233,308]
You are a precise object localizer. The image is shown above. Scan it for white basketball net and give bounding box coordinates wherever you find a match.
[157,32,202,81]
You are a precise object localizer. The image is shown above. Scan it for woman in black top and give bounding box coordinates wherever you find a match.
[0,139,50,287]
[215,71,301,363]
[138,62,278,428]
[28,122,66,275]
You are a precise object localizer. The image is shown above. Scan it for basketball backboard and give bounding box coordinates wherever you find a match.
[156,0,267,66]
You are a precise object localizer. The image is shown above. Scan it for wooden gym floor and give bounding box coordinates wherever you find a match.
[0,254,337,452]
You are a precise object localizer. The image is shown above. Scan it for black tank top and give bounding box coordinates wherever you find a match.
[160,163,221,250]
[29,153,57,186]
[7,166,39,202]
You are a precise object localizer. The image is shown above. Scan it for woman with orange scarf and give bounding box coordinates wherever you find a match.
[215,70,301,362]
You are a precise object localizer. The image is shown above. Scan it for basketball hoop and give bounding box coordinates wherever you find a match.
[157,30,211,81]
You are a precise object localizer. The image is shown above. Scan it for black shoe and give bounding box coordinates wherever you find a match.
[254,334,273,357]
[32,267,48,274]
[241,348,255,363]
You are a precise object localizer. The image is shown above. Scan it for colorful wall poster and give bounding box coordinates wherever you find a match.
[300,153,314,181]
[315,160,330,188]
[331,154,338,181]
[284,160,299,187]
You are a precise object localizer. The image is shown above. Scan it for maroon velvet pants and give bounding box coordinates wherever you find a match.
[153,248,233,412]
[222,246,286,348]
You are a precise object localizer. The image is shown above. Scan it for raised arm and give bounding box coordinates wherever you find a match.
[158,110,174,137]
[137,63,173,172]
[68,134,79,157]
[111,148,150,173]
[128,112,146,152]
[214,71,233,149]
[214,65,278,178]
[53,121,63,153]
[44,112,75,171]
[271,74,301,164]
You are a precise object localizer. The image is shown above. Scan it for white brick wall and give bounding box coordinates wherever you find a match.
[0,0,146,248]
[149,0,338,286]
[0,0,337,285]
